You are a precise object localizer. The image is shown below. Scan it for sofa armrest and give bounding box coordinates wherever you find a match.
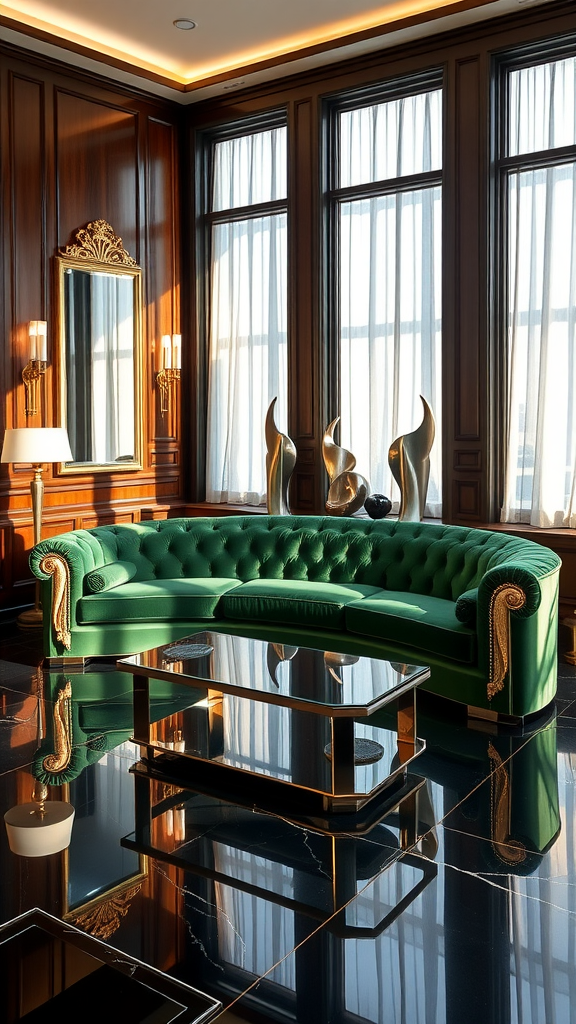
[477,557,560,704]
[30,531,119,653]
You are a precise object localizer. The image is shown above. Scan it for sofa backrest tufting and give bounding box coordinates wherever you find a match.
[73,515,557,602]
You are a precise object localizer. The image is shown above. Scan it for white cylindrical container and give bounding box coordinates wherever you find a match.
[4,802,75,857]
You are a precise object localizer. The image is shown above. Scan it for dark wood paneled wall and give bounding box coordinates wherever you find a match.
[0,48,184,613]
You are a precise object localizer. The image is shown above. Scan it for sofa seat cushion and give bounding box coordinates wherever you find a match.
[346,591,476,664]
[221,579,382,629]
[77,578,244,624]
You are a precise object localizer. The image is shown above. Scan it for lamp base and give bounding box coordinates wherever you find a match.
[17,607,43,629]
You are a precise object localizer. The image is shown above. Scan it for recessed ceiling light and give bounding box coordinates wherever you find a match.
[173,18,197,30]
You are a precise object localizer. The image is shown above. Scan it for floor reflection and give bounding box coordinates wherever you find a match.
[0,624,575,1023]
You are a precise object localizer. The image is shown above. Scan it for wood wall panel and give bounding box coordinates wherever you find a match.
[0,48,184,614]
[55,91,139,258]
[453,479,481,518]
[289,97,323,512]
[9,74,45,426]
[147,116,180,446]
[443,51,490,522]
[454,58,482,443]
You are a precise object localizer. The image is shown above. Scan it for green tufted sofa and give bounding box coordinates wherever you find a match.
[29,515,561,721]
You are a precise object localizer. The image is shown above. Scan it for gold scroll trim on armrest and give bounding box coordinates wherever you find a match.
[488,741,526,865]
[487,583,526,701]
[38,553,71,650]
[42,679,72,775]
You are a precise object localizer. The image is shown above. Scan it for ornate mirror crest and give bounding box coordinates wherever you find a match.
[58,219,139,267]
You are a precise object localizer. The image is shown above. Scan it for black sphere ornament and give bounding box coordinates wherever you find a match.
[365,493,392,519]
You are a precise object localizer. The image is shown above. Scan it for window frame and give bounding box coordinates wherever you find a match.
[492,35,576,521]
[322,69,444,509]
[194,108,289,504]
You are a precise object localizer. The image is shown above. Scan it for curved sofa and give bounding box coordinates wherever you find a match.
[30,515,561,721]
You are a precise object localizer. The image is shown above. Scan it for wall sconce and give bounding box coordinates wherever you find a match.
[22,321,48,417]
[156,334,181,415]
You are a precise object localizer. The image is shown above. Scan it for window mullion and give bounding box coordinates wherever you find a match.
[328,168,441,204]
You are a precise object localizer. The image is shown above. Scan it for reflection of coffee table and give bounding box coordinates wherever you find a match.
[117,631,429,814]
[122,767,437,938]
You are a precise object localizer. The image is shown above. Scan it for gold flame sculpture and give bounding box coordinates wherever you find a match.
[322,417,369,517]
[388,396,435,521]
[265,397,297,515]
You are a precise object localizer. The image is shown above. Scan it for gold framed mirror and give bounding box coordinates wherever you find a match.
[55,220,143,472]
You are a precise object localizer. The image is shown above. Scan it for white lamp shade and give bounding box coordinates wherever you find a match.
[1,427,73,464]
[4,801,75,857]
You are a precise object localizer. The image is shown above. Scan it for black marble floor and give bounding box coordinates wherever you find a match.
[1,619,575,1024]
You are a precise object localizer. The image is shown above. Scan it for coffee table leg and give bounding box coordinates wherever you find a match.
[397,688,418,848]
[134,770,152,846]
[397,688,416,766]
[330,718,356,796]
[133,671,152,759]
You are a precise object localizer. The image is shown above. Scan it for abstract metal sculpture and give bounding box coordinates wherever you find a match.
[322,417,369,516]
[388,396,435,521]
[265,397,296,515]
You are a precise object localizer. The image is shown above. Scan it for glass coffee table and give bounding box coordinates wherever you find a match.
[0,908,221,1023]
[118,631,430,815]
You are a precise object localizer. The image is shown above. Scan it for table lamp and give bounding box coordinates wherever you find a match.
[1,427,73,626]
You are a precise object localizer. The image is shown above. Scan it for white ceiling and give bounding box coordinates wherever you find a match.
[0,0,547,102]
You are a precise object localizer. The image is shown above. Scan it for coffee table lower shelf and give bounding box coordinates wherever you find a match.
[132,718,425,817]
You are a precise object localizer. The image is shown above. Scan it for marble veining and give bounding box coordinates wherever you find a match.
[0,622,575,1023]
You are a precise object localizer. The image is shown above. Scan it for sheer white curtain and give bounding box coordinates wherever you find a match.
[338,89,443,517]
[213,851,296,985]
[501,57,576,527]
[206,128,288,504]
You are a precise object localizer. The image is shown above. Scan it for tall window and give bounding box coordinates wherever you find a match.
[500,54,576,527]
[205,123,288,504]
[331,79,443,516]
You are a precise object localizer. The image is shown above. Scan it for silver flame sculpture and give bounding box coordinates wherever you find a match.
[322,417,370,516]
[265,397,296,515]
[388,396,435,521]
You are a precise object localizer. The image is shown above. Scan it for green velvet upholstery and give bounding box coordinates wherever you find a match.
[78,578,244,623]
[84,559,137,593]
[29,515,562,719]
[345,592,476,663]
[221,580,382,629]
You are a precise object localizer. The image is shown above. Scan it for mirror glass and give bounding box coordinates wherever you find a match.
[55,220,143,472]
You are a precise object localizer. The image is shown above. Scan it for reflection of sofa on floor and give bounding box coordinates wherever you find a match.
[33,671,199,784]
[30,515,561,720]
[414,705,561,872]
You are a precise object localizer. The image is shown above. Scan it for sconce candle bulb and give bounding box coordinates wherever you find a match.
[29,320,47,363]
[23,321,48,416]
[156,334,181,415]
[161,334,172,369]
[172,334,182,370]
